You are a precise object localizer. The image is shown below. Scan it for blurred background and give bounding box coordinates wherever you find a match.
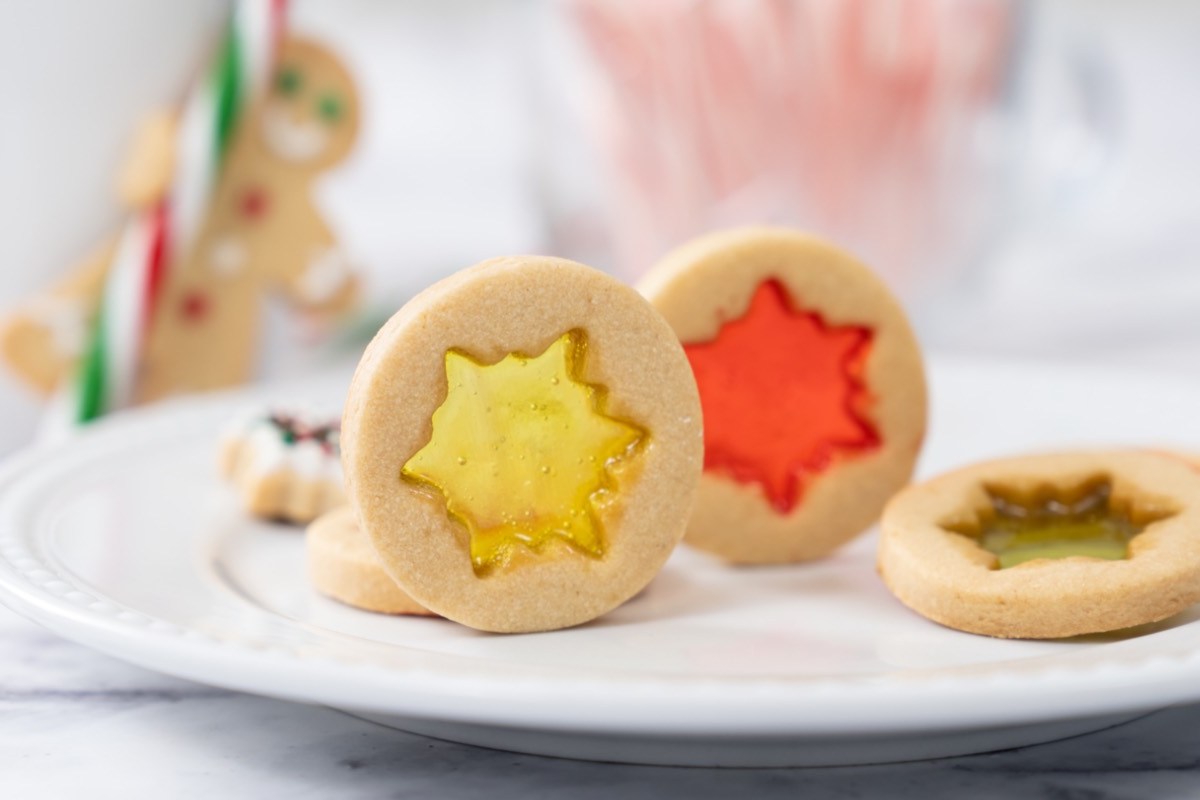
[1,0,1198,452]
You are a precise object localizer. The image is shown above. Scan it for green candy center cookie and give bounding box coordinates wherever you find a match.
[948,478,1172,569]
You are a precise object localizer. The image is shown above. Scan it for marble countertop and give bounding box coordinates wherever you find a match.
[4,603,1200,798]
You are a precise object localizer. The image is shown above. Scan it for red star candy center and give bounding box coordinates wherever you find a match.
[683,279,881,513]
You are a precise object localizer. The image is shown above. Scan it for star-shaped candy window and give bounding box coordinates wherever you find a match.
[402,330,645,576]
[683,279,880,514]
[944,477,1175,569]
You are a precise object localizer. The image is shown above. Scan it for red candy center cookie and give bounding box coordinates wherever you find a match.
[684,279,879,513]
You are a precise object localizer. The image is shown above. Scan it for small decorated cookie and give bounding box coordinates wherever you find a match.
[639,227,927,563]
[220,409,345,524]
[342,256,703,633]
[307,507,434,616]
[879,451,1200,639]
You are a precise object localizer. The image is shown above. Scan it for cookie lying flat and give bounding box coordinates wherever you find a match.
[639,227,927,563]
[879,451,1200,639]
[220,409,345,524]
[342,256,703,633]
[307,507,434,616]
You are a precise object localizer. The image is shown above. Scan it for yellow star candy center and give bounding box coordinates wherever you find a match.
[401,330,646,576]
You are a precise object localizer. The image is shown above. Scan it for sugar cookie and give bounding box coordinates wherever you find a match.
[220,409,345,524]
[639,227,927,563]
[307,507,434,616]
[342,256,703,633]
[879,451,1200,639]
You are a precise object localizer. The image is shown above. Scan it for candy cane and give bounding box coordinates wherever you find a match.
[75,0,286,423]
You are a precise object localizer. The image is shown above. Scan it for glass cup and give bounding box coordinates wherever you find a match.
[535,0,1116,307]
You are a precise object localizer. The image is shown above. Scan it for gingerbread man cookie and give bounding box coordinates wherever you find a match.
[639,227,927,564]
[342,256,703,633]
[307,507,434,616]
[0,4,360,422]
[139,35,361,402]
[879,451,1200,639]
[220,408,346,524]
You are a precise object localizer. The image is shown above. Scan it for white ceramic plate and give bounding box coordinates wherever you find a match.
[3,358,1200,767]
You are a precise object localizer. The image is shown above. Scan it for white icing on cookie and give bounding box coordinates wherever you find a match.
[289,438,340,479]
[209,235,248,276]
[261,102,329,162]
[244,423,288,475]
[298,247,352,303]
[223,408,342,481]
[24,294,88,357]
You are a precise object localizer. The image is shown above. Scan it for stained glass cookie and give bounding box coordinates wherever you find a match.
[342,256,703,633]
[307,507,434,616]
[879,451,1200,638]
[220,409,346,524]
[639,228,927,563]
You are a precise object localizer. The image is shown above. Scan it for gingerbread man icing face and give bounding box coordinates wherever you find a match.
[256,38,359,171]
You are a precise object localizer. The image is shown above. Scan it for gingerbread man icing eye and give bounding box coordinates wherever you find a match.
[275,66,302,97]
[879,451,1200,639]
[341,256,702,633]
[639,227,927,565]
[316,92,343,124]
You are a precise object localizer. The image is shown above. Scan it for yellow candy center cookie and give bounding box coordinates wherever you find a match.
[402,330,646,576]
[946,478,1173,569]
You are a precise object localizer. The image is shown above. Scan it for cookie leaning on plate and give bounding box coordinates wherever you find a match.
[879,451,1200,639]
[342,256,703,633]
[640,227,927,564]
[307,507,434,616]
